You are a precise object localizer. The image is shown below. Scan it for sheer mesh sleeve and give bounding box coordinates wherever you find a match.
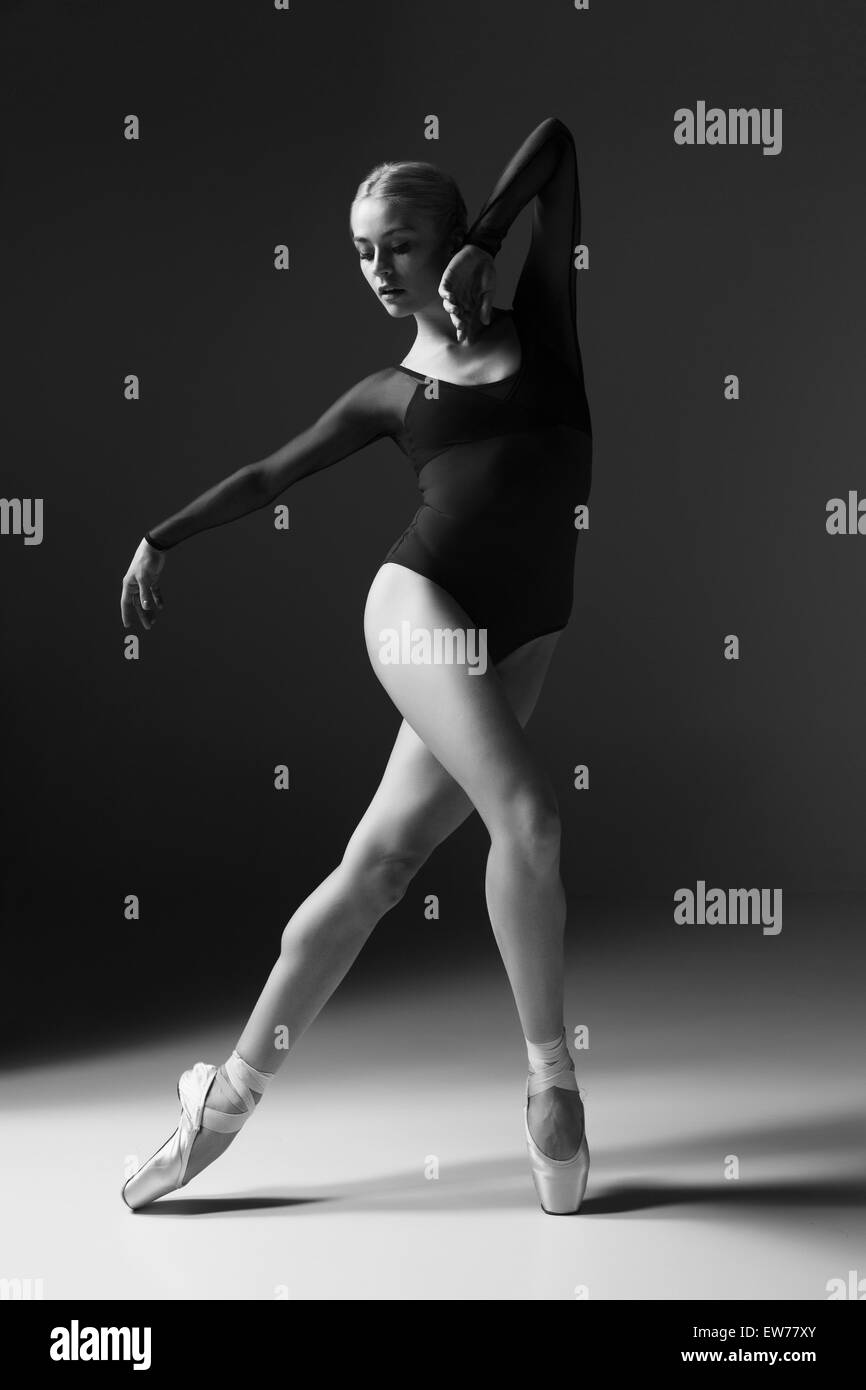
[144,368,407,550]
[463,116,584,380]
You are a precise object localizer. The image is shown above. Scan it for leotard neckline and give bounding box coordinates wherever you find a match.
[396,308,524,390]
[394,363,521,388]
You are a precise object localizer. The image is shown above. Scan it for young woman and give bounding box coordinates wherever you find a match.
[120,115,593,1216]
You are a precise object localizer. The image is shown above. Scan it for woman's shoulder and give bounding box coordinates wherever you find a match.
[338,365,414,400]
[324,365,416,436]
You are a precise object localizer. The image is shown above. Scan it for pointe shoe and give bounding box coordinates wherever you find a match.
[121,1053,264,1211]
[524,1046,590,1216]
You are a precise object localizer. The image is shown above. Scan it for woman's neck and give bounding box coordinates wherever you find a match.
[409,300,462,354]
[410,301,505,361]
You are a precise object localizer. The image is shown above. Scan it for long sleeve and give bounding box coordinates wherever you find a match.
[144,368,405,550]
[463,116,584,380]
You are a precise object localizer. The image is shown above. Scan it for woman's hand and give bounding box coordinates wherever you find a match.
[438,243,496,344]
[121,538,166,631]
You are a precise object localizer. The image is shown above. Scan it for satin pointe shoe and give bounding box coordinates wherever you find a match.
[121,1051,266,1210]
[524,1045,590,1216]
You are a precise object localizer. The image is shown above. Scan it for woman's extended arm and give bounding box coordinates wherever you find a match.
[120,367,405,629]
[461,116,583,375]
[143,368,401,551]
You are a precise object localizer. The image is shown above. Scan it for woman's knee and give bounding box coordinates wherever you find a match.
[338,835,428,913]
[494,785,562,867]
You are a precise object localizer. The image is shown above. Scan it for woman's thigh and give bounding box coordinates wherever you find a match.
[344,621,558,869]
[359,563,561,842]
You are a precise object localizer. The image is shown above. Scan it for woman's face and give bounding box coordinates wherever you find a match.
[351,197,456,318]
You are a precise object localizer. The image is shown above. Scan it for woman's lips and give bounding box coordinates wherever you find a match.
[379,287,404,298]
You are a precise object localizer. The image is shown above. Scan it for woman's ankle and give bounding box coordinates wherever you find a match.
[207,1065,250,1115]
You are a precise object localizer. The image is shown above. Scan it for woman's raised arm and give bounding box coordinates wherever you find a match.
[461,116,583,375]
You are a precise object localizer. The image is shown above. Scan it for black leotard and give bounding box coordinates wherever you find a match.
[144,117,592,665]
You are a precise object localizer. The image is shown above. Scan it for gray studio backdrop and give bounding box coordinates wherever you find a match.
[2,0,864,1054]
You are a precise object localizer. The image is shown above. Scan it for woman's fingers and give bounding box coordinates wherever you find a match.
[140,580,163,626]
[441,283,493,342]
[441,277,493,343]
[120,578,136,629]
[438,244,496,342]
[444,292,473,328]
[441,296,466,338]
[121,579,147,630]
[136,583,154,630]
[121,543,166,630]
[443,298,467,333]
[120,576,154,630]
[457,299,483,344]
[466,277,495,341]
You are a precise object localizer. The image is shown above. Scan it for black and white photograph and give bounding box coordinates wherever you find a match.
[2,0,865,1340]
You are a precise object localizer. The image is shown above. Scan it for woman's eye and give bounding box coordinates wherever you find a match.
[357,243,410,262]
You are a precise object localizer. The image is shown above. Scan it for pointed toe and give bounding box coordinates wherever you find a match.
[121,1063,218,1211]
[524,1108,590,1214]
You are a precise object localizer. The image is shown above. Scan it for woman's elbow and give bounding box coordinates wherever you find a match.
[545,115,574,142]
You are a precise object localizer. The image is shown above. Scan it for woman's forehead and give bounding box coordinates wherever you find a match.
[351,198,429,239]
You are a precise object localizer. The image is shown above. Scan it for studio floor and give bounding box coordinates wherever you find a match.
[2,896,864,1300]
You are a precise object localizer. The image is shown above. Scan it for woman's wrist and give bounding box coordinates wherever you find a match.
[142,531,167,553]
[462,231,501,259]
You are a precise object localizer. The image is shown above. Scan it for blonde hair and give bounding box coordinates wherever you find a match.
[351,161,468,248]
